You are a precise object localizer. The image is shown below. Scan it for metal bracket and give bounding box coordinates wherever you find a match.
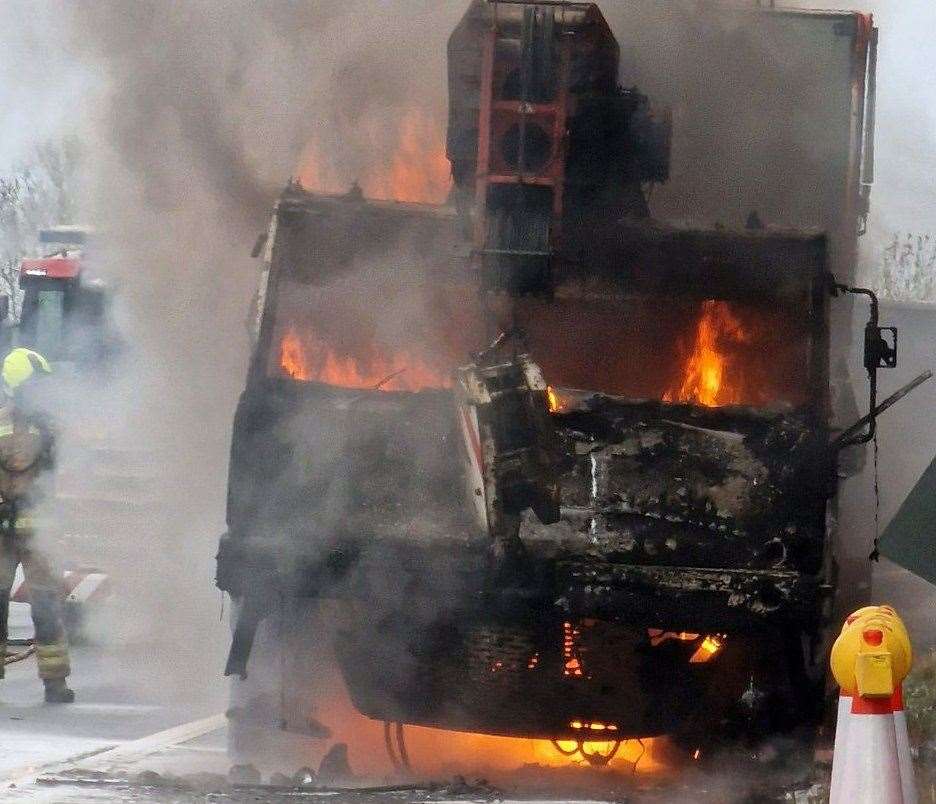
[833,282,898,446]
[866,326,897,370]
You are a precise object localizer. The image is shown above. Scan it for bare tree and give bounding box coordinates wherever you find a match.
[0,139,80,322]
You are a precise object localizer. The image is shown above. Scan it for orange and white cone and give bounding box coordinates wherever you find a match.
[828,691,853,803]
[893,685,918,804]
[832,694,903,804]
[830,606,916,804]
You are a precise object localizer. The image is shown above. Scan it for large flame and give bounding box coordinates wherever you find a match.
[364,111,451,204]
[310,685,668,778]
[298,109,451,205]
[279,328,451,392]
[664,300,751,407]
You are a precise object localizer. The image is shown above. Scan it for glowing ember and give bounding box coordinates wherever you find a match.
[546,385,562,413]
[648,629,726,663]
[279,328,451,392]
[648,629,701,647]
[562,621,584,678]
[298,109,451,205]
[570,720,619,733]
[664,300,750,407]
[689,635,725,664]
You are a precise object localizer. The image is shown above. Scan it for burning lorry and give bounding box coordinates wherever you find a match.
[218,1,895,751]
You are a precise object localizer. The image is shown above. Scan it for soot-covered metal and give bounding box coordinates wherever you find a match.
[218,183,834,738]
[217,0,882,745]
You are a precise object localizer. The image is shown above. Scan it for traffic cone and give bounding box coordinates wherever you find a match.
[833,694,902,804]
[828,691,853,803]
[893,685,918,804]
[829,607,916,804]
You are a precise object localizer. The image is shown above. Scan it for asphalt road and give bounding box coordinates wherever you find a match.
[0,637,218,785]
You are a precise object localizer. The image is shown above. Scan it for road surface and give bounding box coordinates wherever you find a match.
[0,632,823,803]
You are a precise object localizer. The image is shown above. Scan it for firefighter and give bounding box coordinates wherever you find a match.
[0,347,74,703]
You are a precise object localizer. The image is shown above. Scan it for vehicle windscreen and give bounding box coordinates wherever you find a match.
[515,294,813,409]
[267,273,812,410]
[263,197,820,410]
[267,268,486,392]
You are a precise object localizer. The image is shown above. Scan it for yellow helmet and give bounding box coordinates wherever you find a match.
[2,348,52,396]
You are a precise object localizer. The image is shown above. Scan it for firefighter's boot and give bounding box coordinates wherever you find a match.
[36,639,72,703]
[43,677,75,704]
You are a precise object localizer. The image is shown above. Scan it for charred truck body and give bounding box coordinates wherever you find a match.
[219,2,885,745]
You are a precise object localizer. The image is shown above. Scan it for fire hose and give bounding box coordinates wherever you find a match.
[3,643,35,666]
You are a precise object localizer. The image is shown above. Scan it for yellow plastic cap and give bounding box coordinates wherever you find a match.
[831,606,912,698]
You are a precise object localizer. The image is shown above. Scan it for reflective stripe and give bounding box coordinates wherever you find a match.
[36,643,68,659]
[36,641,70,680]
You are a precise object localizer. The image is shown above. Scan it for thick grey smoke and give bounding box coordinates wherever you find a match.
[43,0,470,706]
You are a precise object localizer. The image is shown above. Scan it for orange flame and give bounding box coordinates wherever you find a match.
[297,137,345,196]
[689,634,725,664]
[364,111,451,204]
[312,686,667,776]
[276,608,675,780]
[664,300,750,407]
[279,328,451,392]
[546,385,564,413]
[298,109,451,205]
[280,328,311,381]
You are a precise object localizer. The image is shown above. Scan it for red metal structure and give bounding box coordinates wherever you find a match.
[449,0,667,293]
